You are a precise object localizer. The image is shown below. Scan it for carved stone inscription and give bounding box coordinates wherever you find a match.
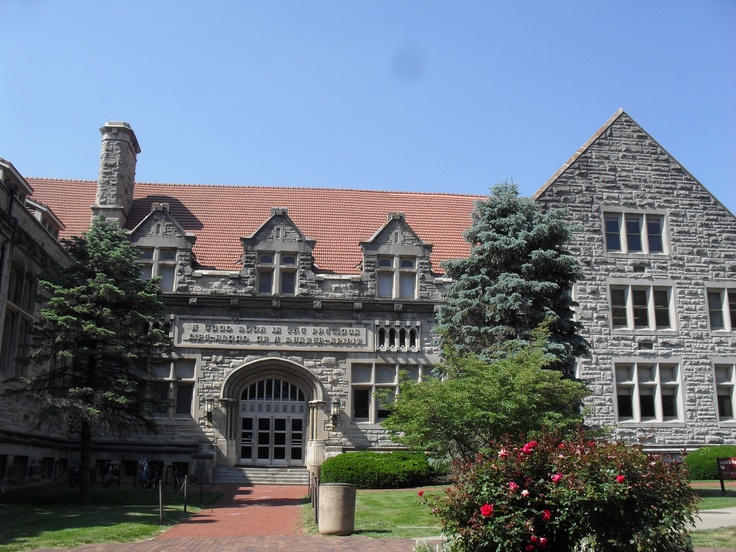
[176,317,370,351]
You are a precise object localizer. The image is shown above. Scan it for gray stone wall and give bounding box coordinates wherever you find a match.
[536,112,736,450]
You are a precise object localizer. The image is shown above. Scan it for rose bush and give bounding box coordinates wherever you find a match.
[422,433,698,551]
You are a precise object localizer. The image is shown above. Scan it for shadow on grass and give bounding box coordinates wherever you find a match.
[0,486,222,549]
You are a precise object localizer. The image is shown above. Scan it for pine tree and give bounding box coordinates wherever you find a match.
[437,182,588,375]
[8,217,171,504]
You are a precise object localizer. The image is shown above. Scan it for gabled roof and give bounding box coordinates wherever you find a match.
[26,178,481,274]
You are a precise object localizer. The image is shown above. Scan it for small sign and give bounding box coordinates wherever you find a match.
[716,457,736,494]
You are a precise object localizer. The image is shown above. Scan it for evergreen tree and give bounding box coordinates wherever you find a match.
[437,182,587,375]
[7,217,171,504]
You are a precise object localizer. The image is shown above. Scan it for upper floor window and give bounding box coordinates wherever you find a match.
[257,252,297,296]
[715,363,736,422]
[603,212,665,254]
[707,287,736,332]
[375,321,421,352]
[138,247,177,292]
[609,284,674,331]
[376,256,416,300]
[2,266,36,377]
[614,361,681,423]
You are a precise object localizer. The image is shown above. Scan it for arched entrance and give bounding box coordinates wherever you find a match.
[220,358,326,468]
[240,378,307,466]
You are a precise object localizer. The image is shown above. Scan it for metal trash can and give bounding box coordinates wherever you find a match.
[318,483,356,535]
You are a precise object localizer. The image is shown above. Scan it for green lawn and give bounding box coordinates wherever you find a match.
[0,485,222,551]
[303,487,442,539]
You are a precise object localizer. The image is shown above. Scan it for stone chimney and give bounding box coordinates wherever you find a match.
[91,121,140,226]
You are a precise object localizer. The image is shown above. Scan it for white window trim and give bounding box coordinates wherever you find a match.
[714,360,736,426]
[706,285,736,333]
[608,281,677,334]
[138,247,178,292]
[601,208,668,255]
[613,359,685,425]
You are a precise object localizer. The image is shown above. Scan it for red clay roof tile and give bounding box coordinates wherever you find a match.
[27,178,482,275]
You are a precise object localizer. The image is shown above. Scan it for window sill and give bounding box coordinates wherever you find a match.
[604,252,670,258]
[616,421,687,427]
[611,329,679,336]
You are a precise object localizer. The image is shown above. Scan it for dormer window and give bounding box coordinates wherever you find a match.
[138,247,177,292]
[257,252,298,296]
[376,256,416,299]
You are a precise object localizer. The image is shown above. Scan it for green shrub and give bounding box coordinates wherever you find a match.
[684,445,736,480]
[425,433,698,552]
[319,451,433,489]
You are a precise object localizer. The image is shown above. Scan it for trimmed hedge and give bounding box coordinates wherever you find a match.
[319,451,433,489]
[684,445,736,480]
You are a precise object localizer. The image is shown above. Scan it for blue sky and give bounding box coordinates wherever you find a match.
[1,0,734,214]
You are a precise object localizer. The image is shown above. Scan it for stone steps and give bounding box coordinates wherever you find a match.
[214,466,310,486]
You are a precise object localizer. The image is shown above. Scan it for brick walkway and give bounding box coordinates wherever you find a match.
[37,484,417,552]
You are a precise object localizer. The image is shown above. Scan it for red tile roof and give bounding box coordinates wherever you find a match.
[27,179,482,274]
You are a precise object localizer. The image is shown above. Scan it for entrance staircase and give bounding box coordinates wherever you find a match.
[214,466,310,486]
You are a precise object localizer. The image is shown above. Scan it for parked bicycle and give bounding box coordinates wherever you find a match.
[164,464,184,490]
[136,459,162,489]
[69,461,96,487]
[101,460,120,488]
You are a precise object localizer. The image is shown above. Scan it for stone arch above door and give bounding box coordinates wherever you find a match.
[220,357,326,403]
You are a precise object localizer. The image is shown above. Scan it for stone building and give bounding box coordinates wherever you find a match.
[0,157,70,486]
[535,109,736,453]
[2,110,734,486]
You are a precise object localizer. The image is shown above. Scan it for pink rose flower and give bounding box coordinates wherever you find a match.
[508,481,519,492]
[616,474,625,483]
[480,503,494,517]
[551,473,563,483]
[499,448,509,458]
[521,440,538,454]
[521,489,530,498]
[539,537,549,547]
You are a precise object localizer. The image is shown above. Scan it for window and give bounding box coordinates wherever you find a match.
[257,252,298,296]
[138,247,177,292]
[715,363,736,421]
[603,212,665,254]
[1,266,36,377]
[614,361,681,423]
[708,288,736,332]
[351,363,432,423]
[376,256,416,300]
[150,360,195,418]
[375,321,421,352]
[609,285,674,331]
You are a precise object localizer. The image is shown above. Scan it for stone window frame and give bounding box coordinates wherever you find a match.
[1,264,36,377]
[706,285,736,333]
[600,208,668,255]
[608,281,677,334]
[256,251,298,296]
[138,246,178,292]
[714,360,736,425]
[613,359,684,425]
[150,359,196,419]
[349,361,432,425]
[376,255,417,300]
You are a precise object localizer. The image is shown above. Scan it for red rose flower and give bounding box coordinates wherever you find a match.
[616,474,625,483]
[542,509,551,521]
[539,537,549,547]
[551,473,563,483]
[480,503,494,517]
[417,490,424,497]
